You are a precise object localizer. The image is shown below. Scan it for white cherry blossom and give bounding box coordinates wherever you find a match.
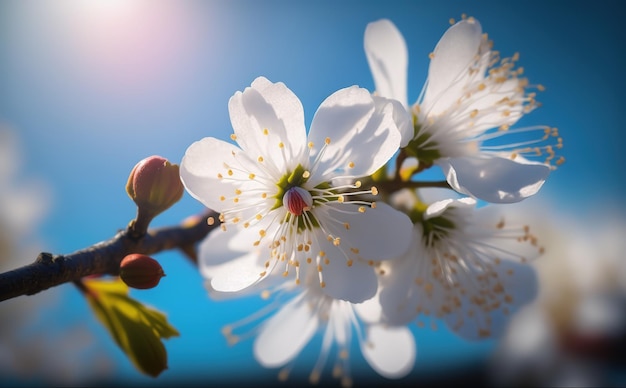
[374,196,542,340]
[364,18,564,203]
[181,77,412,303]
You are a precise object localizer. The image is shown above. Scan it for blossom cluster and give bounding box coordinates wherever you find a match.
[180,16,563,386]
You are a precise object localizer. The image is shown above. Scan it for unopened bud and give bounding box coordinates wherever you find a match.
[119,254,165,290]
[127,156,184,236]
[127,155,184,219]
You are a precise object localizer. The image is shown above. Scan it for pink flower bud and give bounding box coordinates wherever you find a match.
[119,254,165,290]
[126,156,184,219]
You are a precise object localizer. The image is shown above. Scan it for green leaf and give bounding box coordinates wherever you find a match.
[82,278,179,377]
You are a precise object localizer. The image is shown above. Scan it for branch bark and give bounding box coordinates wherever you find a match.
[0,210,218,302]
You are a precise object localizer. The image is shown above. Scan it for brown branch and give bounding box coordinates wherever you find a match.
[0,210,218,302]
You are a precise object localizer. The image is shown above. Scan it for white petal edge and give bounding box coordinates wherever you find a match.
[180,137,248,212]
[424,197,476,219]
[361,325,416,378]
[374,95,413,148]
[320,244,378,303]
[354,291,384,324]
[307,86,401,181]
[318,202,413,263]
[364,19,409,108]
[253,293,319,367]
[376,227,427,325]
[228,76,307,174]
[439,155,550,203]
[198,228,270,293]
[423,19,484,114]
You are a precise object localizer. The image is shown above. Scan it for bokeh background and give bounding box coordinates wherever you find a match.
[1,0,625,387]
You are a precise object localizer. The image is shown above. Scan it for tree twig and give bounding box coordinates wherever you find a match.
[0,210,218,302]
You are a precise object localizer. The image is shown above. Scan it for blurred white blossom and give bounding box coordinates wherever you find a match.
[491,198,626,387]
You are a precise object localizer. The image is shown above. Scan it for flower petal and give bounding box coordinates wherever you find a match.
[377,253,421,325]
[180,137,254,212]
[424,197,476,219]
[198,228,272,293]
[353,292,384,324]
[440,154,550,203]
[229,76,307,174]
[377,226,436,325]
[374,95,413,148]
[361,325,415,378]
[307,86,401,181]
[253,293,319,367]
[364,19,408,108]
[423,19,483,114]
[319,245,378,303]
[318,202,413,261]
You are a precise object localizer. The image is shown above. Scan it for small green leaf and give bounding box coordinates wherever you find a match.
[82,278,179,377]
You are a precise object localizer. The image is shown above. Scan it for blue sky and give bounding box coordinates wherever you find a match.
[1,0,625,386]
